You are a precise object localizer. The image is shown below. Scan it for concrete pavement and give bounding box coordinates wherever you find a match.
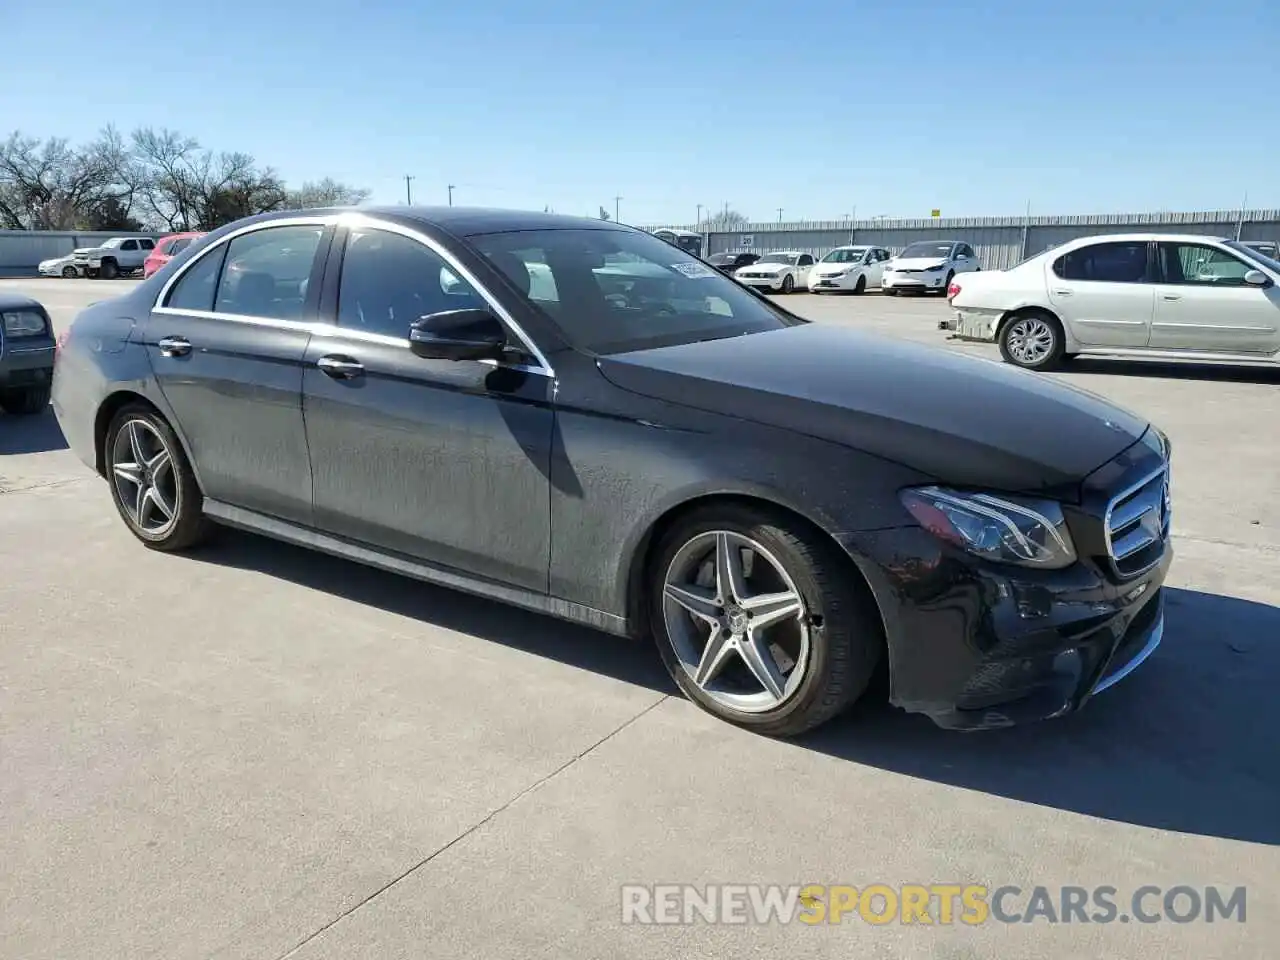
[1,278,1276,959]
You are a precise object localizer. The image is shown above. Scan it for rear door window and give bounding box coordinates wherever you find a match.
[212,225,325,321]
[1053,242,1153,283]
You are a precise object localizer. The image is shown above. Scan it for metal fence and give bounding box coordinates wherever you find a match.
[643,210,1280,271]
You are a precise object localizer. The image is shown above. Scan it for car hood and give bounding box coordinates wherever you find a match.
[888,258,949,270]
[597,324,1149,496]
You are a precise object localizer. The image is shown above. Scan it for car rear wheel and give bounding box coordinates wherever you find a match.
[998,310,1066,371]
[649,503,883,737]
[105,405,209,551]
[0,384,51,415]
[781,274,794,294]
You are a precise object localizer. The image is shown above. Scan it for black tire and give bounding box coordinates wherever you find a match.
[61,265,78,279]
[649,503,883,738]
[997,309,1067,371]
[941,270,955,296]
[781,274,795,294]
[883,288,897,297]
[853,275,867,295]
[104,404,210,551]
[100,258,119,280]
[0,383,51,415]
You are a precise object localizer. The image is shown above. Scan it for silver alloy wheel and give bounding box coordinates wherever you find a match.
[1006,316,1056,365]
[662,530,810,713]
[111,419,180,536]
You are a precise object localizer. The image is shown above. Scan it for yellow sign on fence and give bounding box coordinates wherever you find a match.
[931,209,941,218]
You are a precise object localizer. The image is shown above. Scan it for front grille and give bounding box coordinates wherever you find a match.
[1104,465,1170,578]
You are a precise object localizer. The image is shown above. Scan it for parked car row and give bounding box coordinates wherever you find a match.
[709,241,983,295]
[37,232,206,280]
[944,232,1280,370]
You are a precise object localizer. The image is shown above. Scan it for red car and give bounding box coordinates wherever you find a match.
[143,231,206,278]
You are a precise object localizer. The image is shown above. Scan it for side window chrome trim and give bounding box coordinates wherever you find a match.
[337,213,556,377]
[155,214,556,379]
[153,215,338,314]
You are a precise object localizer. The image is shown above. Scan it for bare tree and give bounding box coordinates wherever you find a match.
[0,128,136,230]
[704,207,749,231]
[287,177,371,209]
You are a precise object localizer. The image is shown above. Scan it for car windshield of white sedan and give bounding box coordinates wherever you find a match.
[821,248,868,263]
[899,242,952,259]
[757,253,797,264]
[471,228,796,355]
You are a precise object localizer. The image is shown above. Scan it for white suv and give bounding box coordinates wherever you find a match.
[945,233,1280,370]
[882,241,981,296]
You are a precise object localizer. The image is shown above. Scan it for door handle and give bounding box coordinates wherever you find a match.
[1052,289,1073,297]
[157,336,191,357]
[1162,294,1182,301]
[317,355,364,379]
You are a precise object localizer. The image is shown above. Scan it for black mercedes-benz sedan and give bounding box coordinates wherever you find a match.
[51,206,1172,736]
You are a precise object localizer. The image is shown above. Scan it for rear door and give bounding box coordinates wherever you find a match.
[1045,240,1157,347]
[1149,241,1280,353]
[145,220,331,524]
[300,221,554,592]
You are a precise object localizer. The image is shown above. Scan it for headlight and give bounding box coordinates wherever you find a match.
[900,486,1078,569]
[2,310,49,337]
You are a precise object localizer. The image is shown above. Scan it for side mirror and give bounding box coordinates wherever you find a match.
[409,308,507,361]
[1243,269,1270,287]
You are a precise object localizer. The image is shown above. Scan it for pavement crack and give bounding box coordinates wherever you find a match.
[269,693,669,960]
[0,476,92,495]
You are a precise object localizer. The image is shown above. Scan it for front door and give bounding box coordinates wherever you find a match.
[144,221,330,525]
[1149,241,1280,353]
[1045,240,1156,348]
[301,223,555,593]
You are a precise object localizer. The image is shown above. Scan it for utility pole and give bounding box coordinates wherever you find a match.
[696,203,703,229]
[849,204,857,243]
[777,207,783,223]
[404,175,414,205]
[614,195,622,223]
[448,184,455,207]
[1236,190,1248,240]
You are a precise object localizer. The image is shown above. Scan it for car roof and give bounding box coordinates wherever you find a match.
[224,205,633,240]
[0,291,42,311]
[1064,232,1234,244]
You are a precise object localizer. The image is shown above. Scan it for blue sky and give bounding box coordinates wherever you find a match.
[4,0,1276,224]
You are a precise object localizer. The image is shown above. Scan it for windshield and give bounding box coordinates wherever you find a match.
[101,238,124,249]
[821,248,868,263]
[470,228,800,355]
[757,253,797,264]
[898,242,954,259]
[1226,240,1280,274]
[708,253,736,264]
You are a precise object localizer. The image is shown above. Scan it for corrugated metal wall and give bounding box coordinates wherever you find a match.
[0,231,163,270]
[645,210,1280,271]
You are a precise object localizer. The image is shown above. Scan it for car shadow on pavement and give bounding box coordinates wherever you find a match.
[803,586,1280,845]
[192,531,1275,845]
[192,528,678,695]
[0,407,69,454]
[1056,357,1280,384]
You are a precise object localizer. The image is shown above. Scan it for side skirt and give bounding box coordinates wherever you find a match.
[202,499,632,638]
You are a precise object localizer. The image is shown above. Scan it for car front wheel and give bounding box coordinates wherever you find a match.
[998,310,1066,370]
[105,405,209,551]
[781,274,794,294]
[649,503,883,737]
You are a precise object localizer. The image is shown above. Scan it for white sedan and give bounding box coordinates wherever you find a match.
[807,245,892,294]
[734,251,815,294]
[882,240,981,295]
[37,251,89,278]
[944,232,1280,370]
